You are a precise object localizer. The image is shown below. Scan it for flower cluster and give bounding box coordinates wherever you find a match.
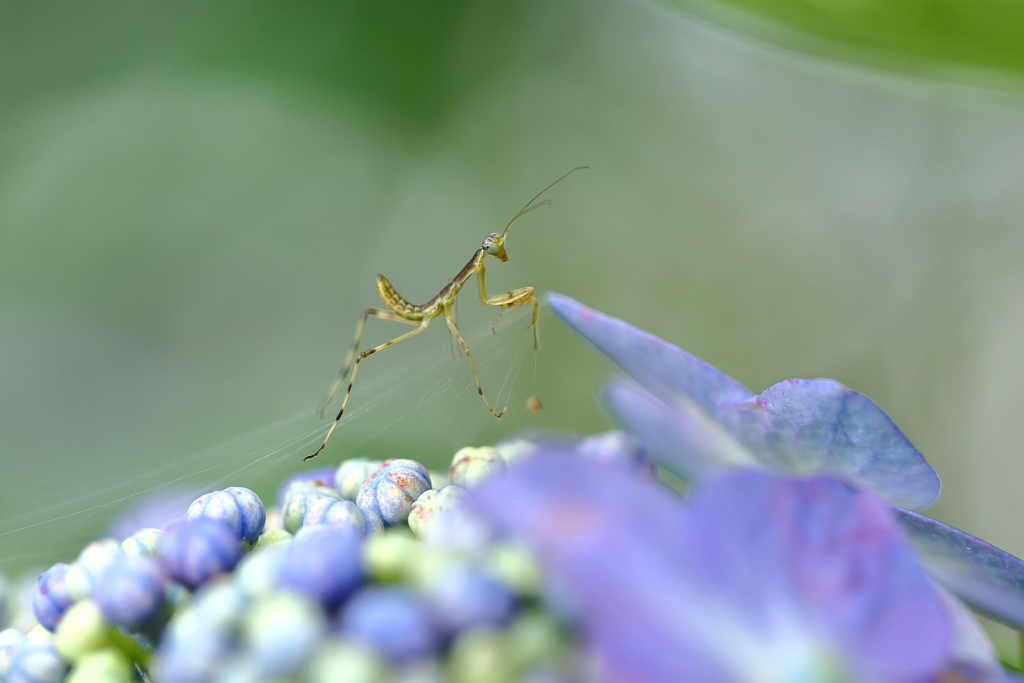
[2,293,1024,683]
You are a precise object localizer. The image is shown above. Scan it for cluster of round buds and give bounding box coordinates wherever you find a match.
[5,445,595,683]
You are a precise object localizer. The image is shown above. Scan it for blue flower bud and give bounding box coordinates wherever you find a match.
[120,529,163,558]
[92,556,166,629]
[448,447,506,488]
[0,628,28,679]
[425,567,516,635]
[281,486,340,535]
[226,487,266,544]
[277,526,364,612]
[153,583,244,683]
[157,519,242,590]
[303,498,369,535]
[7,642,66,683]
[334,458,382,501]
[187,487,266,544]
[66,540,124,602]
[337,587,437,665]
[31,564,74,631]
[576,431,656,476]
[356,460,430,526]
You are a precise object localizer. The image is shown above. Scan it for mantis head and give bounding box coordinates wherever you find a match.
[482,232,508,261]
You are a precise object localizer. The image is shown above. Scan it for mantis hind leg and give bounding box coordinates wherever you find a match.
[306,318,430,461]
[317,308,419,418]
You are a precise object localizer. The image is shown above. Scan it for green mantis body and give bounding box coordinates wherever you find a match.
[306,167,586,461]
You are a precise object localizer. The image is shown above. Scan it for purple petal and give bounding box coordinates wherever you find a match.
[600,378,761,480]
[722,379,940,509]
[473,454,952,683]
[546,293,752,414]
[551,293,939,510]
[893,507,1024,632]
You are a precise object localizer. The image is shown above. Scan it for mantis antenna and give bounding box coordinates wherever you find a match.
[501,166,589,237]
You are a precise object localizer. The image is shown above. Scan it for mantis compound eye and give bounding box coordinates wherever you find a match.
[482,233,504,256]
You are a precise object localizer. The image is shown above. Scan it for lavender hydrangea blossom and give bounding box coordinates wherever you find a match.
[472,453,983,683]
[547,292,1024,633]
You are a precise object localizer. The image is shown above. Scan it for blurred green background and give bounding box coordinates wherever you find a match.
[3,0,1024,641]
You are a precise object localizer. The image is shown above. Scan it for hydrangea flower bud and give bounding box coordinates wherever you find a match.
[241,591,328,677]
[235,546,286,598]
[0,628,28,679]
[485,544,542,596]
[226,486,266,543]
[494,439,537,466]
[306,639,385,683]
[408,486,466,538]
[337,587,437,665]
[53,600,112,663]
[120,528,163,558]
[429,470,450,489]
[92,556,167,629]
[66,648,132,683]
[576,430,656,476]
[6,641,66,683]
[448,447,506,488]
[154,580,247,683]
[363,530,422,583]
[303,498,370,535]
[65,540,124,602]
[334,458,382,501]
[276,467,337,509]
[425,566,516,635]
[187,487,266,544]
[31,564,74,631]
[157,518,242,590]
[446,627,512,683]
[254,528,292,550]
[356,459,430,526]
[277,526,364,611]
[281,486,341,535]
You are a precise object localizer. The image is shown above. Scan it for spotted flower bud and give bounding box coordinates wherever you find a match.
[408,486,466,538]
[356,459,430,526]
[449,447,506,488]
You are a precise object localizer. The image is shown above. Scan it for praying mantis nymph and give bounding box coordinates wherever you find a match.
[304,167,588,461]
